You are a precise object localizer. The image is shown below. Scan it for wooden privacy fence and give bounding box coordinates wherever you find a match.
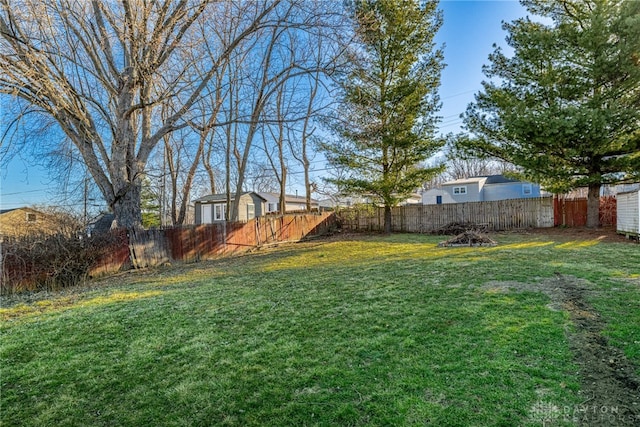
[123,212,336,268]
[338,198,555,233]
[553,195,616,227]
[2,213,336,293]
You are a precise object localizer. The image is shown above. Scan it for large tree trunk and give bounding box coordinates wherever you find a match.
[112,182,142,230]
[384,205,392,234]
[586,183,601,228]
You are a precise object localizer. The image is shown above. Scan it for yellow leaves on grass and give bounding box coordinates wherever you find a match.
[1,290,163,321]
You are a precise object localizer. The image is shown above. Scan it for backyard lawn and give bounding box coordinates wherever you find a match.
[1,231,639,426]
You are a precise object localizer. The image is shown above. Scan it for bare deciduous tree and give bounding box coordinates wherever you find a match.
[444,133,515,180]
[0,0,280,228]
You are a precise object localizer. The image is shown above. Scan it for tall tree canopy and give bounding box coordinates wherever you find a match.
[321,0,444,233]
[462,0,640,227]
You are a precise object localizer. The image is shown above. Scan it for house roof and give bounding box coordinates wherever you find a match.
[88,213,116,233]
[0,207,40,215]
[257,192,319,205]
[194,192,267,203]
[443,176,488,186]
[443,174,522,186]
[484,175,521,184]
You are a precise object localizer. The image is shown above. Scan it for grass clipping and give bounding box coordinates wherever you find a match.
[438,231,497,247]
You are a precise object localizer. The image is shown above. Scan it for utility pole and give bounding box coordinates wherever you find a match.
[83,176,88,225]
[161,143,167,227]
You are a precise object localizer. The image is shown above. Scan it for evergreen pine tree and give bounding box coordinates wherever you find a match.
[321,0,445,233]
[462,0,640,227]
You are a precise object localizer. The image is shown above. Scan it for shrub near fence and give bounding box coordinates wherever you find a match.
[1,231,129,295]
[338,198,555,233]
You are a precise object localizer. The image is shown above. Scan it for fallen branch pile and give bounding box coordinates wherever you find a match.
[438,231,497,247]
[435,221,489,235]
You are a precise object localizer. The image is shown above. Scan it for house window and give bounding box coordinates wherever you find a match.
[453,186,467,195]
[214,203,226,221]
[267,202,278,213]
[522,184,532,195]
[436,195,442,204]
[26,213,37,222]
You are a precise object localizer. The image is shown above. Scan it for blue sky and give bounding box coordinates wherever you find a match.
[436,0,526,135]
[0,0,529,211]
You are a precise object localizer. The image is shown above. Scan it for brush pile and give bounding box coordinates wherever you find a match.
[435,221,490,235]
[438,231,497,247]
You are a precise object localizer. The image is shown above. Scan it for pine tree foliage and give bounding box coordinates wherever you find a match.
[462,0,640,227]
[140,178,161,228]
[321,0,444,232]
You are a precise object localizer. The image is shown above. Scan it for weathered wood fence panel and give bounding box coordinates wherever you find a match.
[339,198,555,233]
[89,229,130,277]
[121,212,337,268]
[553,195,616,227]
[128,228,171,268]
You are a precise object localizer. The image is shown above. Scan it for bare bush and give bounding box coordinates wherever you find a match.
[1,231,126,295]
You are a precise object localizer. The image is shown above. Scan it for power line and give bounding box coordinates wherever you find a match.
[0,189,47,196]
[440,90,476,100]
[438,120,464,129]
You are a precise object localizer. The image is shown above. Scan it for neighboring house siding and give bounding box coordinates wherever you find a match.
[483,182,541,201]
[258,192,319,213]
[0,208,74,238]
[422,189,454,205]
[443,182,482,203]
[617,190,640,236]
[423,175,542,205]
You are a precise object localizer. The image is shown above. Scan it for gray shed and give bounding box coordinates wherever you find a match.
[194,192,266,224]
[616,190,640,238]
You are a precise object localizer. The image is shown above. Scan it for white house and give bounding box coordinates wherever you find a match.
[257,192,319,213]
[422,175,543,205]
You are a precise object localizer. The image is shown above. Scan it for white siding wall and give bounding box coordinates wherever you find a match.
[422,189,455,204]
[617,190,640,235]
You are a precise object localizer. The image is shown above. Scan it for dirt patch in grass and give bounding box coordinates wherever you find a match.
[508,226,635,244]
[484,276,640,426]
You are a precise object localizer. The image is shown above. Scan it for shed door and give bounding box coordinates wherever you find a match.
[202,204,213,224]
[247,204,255,220]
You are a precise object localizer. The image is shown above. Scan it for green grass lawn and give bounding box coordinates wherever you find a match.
[1,232,638,426]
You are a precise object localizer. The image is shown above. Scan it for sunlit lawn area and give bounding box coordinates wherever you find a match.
[1,233,638,426]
